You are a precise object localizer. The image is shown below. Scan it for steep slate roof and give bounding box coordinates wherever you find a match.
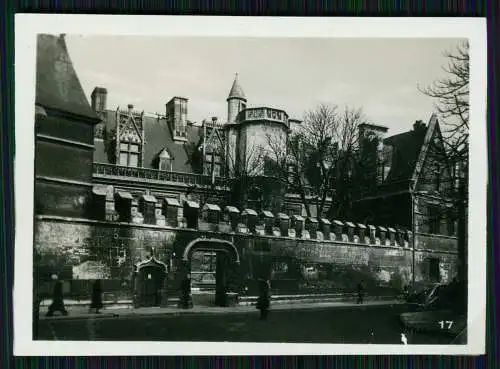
[94,111,195,172]
[36,34,98,121]
[143,117,192,172]
[227,74,246,101]
[383,122,427,183]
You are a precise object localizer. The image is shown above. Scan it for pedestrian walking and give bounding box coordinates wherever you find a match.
[46,274,68,317]
[402,284,409,301]
[256,279,271,320]
[89,279,103,314]
[357,280,365,305]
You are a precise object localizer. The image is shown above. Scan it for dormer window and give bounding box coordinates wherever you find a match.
[119,140,140,167]
[158,149,173,171]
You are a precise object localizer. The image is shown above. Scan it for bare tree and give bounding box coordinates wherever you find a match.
[419,41,469,162]
[226,142,268,209]
[267,104,367,219]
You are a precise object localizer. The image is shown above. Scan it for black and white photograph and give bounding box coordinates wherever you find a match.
[14,16,487,356]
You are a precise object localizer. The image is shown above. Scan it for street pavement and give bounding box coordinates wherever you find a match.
[36,300,461,344]
[38,299,403,321]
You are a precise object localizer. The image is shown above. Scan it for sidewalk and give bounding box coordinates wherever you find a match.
[39,299,403,321]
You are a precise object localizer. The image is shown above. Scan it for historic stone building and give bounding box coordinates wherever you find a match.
[33,34,460,309]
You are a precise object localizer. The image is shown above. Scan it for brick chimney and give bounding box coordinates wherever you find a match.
[413,120,427,132]
[91,87,107,113]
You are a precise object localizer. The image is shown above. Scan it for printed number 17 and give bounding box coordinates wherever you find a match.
[439,320,454,329]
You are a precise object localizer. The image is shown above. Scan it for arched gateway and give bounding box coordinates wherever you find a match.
[132,256,168,307]
[179,238,240,309]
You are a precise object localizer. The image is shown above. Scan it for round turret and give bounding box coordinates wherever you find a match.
[227,73,247,124]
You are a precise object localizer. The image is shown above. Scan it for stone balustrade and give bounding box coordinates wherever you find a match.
[91,186,414,248]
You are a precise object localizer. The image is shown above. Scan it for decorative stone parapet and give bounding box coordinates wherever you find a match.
[319,218,331,240]
[305,217,319,239]
[396,228,406,247]
[155,202,166,226]
[291,215,305,238]
[92,195,416,249]
[177,217,187,229]
[345,222,356,242]
[183,200,200,229]
[275,213,290,237]
[378,226,388,245]
[332,220,344,240]
[368,224,377,244]
[241,209,258,233]
[114,190,133,223]
[236,223,248,234]
[260,210,274,235]
[224,206,240,230]
[387,227,397,246]
[131,200,144,224]
[406,230,413,248]
[92,185,111,221]
[255,224,266,236]
[202,203,222,224]
[163,197,181,227]
[139,194,157,225]
[357,223,368,243]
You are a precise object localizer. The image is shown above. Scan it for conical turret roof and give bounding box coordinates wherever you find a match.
[227,73,246,101]
[36,34,99,121]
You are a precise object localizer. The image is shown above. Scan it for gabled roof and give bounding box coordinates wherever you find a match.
[411,114,441,190]
[227,73,246,101]
[36,34,99,121]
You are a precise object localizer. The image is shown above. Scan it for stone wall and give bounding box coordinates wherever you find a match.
[34,215,459,298]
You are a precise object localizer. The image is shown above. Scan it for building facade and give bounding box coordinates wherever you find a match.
[33,34,460,309]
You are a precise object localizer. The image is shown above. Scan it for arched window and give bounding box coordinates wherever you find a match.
[158,149,173,171]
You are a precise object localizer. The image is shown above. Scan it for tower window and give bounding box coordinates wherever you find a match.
[119,141,140,167]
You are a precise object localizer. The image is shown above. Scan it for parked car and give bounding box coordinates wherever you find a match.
[405,282,442,309]
[405,280,466,313]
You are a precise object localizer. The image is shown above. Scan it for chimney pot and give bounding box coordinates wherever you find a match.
[91,87,108,112]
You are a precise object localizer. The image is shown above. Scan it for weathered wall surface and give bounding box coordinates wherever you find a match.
[34,216,459,296]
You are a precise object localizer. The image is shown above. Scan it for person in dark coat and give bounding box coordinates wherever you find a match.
[357,280,365,305]
[89,279,103,314]
[179,274,192,309]
[46,275,68,317]
[256,279,271,320]
[402,284,410,301]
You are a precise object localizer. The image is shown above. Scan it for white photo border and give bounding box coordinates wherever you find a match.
[13,14,487,356]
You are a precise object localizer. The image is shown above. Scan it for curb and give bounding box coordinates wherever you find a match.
[38,300,405,322]
[40,294,401,308]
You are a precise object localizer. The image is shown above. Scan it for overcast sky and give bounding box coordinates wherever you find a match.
[65,35,462,134]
